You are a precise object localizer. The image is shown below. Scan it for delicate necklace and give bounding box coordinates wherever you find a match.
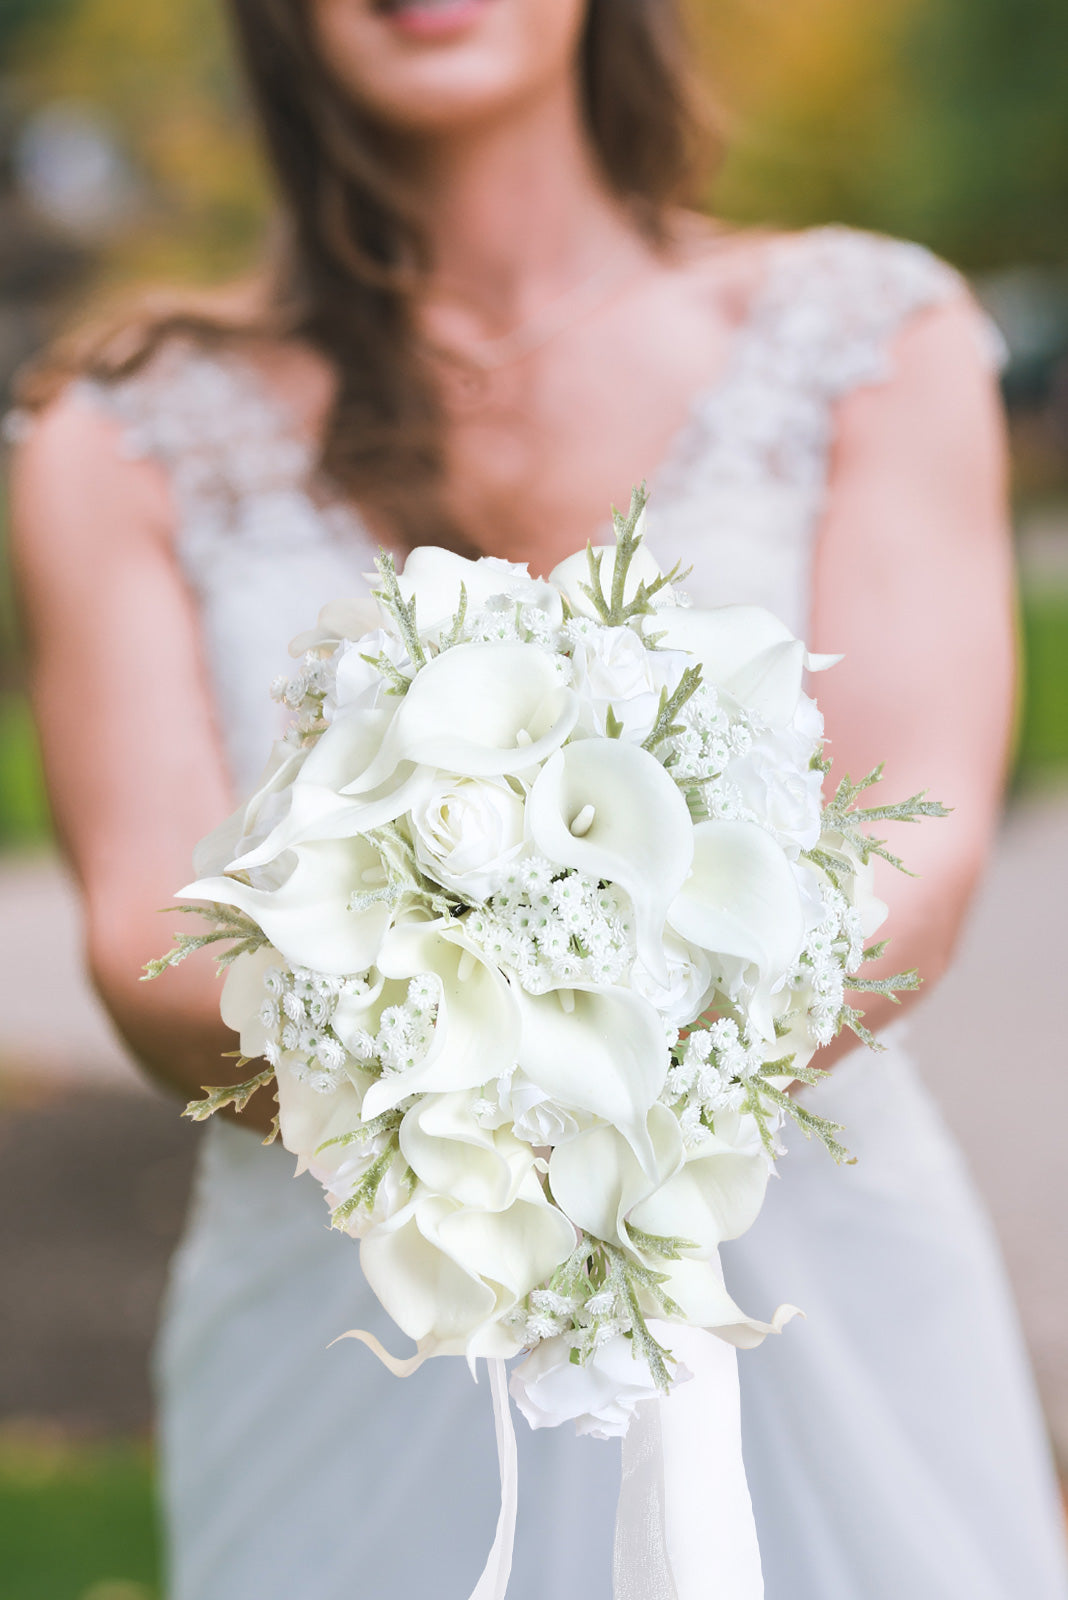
[428,248,639,380]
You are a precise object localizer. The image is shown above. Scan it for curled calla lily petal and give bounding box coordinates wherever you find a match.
[653,1256,800,1348]
[547,1105,683,1248]
[668,819,806,1038]
[273,1061,366,1179]
[230,709,433,869]
[399,547,563,633]
[628,1132,772,1250]
[527,738,693,983]
[400,1089,533,1213]
[360,921,521,1123]
[652,605,841,728]
[178,835,391,976]
[361,1184,573,1358]
[343,642,578,796]
[513,983,669,1173]
[360,1194,501,1350]
[549,526,663,620]
[192,741,307,878]
[288,596,381,656]
[437,1182,576,1306]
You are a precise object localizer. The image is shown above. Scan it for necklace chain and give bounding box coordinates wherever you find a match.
[430,249,637,376]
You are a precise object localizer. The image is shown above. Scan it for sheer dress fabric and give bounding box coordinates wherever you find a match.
[80,227,1068,1600]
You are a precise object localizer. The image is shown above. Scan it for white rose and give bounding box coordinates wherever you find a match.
[411,776,526,900]
[510,1328,691,1438]
[399,547,563,635]
[331,631,411,714]
[631,932,713,1032]
[569,624,686,741]
[492,1069,591,1147]
[727,691,825,856]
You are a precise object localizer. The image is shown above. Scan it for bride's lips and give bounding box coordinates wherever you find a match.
[372,0,497,41]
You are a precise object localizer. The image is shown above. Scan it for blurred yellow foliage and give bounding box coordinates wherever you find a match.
[13,0,267,286]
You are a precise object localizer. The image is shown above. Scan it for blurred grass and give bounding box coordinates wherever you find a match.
[0,1431,160,1600]
[1018,587,1068,779]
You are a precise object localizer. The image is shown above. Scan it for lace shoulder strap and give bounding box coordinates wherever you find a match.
[744,225,993,400]
[75,339,313,520]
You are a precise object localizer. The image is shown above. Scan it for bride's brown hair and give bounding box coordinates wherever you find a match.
[21,0,711,549]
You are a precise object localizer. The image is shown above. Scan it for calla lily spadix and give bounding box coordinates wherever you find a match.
[527,737,694,984]
[179,835,391,977]
[344,642,579,796]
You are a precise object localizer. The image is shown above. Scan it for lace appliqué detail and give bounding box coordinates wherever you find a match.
[75,342,370,595]
[654,226,965,510]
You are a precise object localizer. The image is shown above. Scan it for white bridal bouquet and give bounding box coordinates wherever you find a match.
[149,488,943,1598]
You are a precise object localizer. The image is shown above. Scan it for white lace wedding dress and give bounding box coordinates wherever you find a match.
[82,227,1068,1600]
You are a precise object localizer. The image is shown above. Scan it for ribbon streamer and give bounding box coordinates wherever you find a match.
[469,1360,519,1600]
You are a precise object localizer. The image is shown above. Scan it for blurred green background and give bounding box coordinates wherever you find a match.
[1,1,1066,1595]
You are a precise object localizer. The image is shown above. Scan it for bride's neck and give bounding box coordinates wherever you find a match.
[405,80,649,334]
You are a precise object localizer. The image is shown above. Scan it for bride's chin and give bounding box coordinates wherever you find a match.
[310,0,586,134]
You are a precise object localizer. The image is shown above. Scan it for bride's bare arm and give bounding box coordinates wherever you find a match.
[809,294,1014,1063]
[10,396,272,1127]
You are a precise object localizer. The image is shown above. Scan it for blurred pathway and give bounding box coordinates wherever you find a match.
[1,796,1066,1458]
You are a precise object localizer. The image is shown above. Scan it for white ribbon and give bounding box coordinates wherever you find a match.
[616,1324,764,1600]
[341,1327,761,1600]
[469,1359,519,1600]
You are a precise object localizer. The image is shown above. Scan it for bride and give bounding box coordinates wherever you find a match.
[10,1,1068,1596]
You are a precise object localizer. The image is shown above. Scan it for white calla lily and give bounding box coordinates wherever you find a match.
[219,945,280,1060]
[273,1063,366,1180]
[360,1194,501,1351]
[178,835,391,976]
[361,1182,574,1358]
[229,708,432,870]
[527,738,693,983]
[668,819,806,1038]
[439,1178,576,1306]
[548,526,663,620]
[343,642,578,795]
[192,741,306,878]
[360,921,521,1123]
[399,546,562,633]
[547,1105,683,1247]
[629,1131,772,1250]
[400,1090,533,1213]
[652,604,840,728]
[513,983,669,1173]
[288,596,381,656]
